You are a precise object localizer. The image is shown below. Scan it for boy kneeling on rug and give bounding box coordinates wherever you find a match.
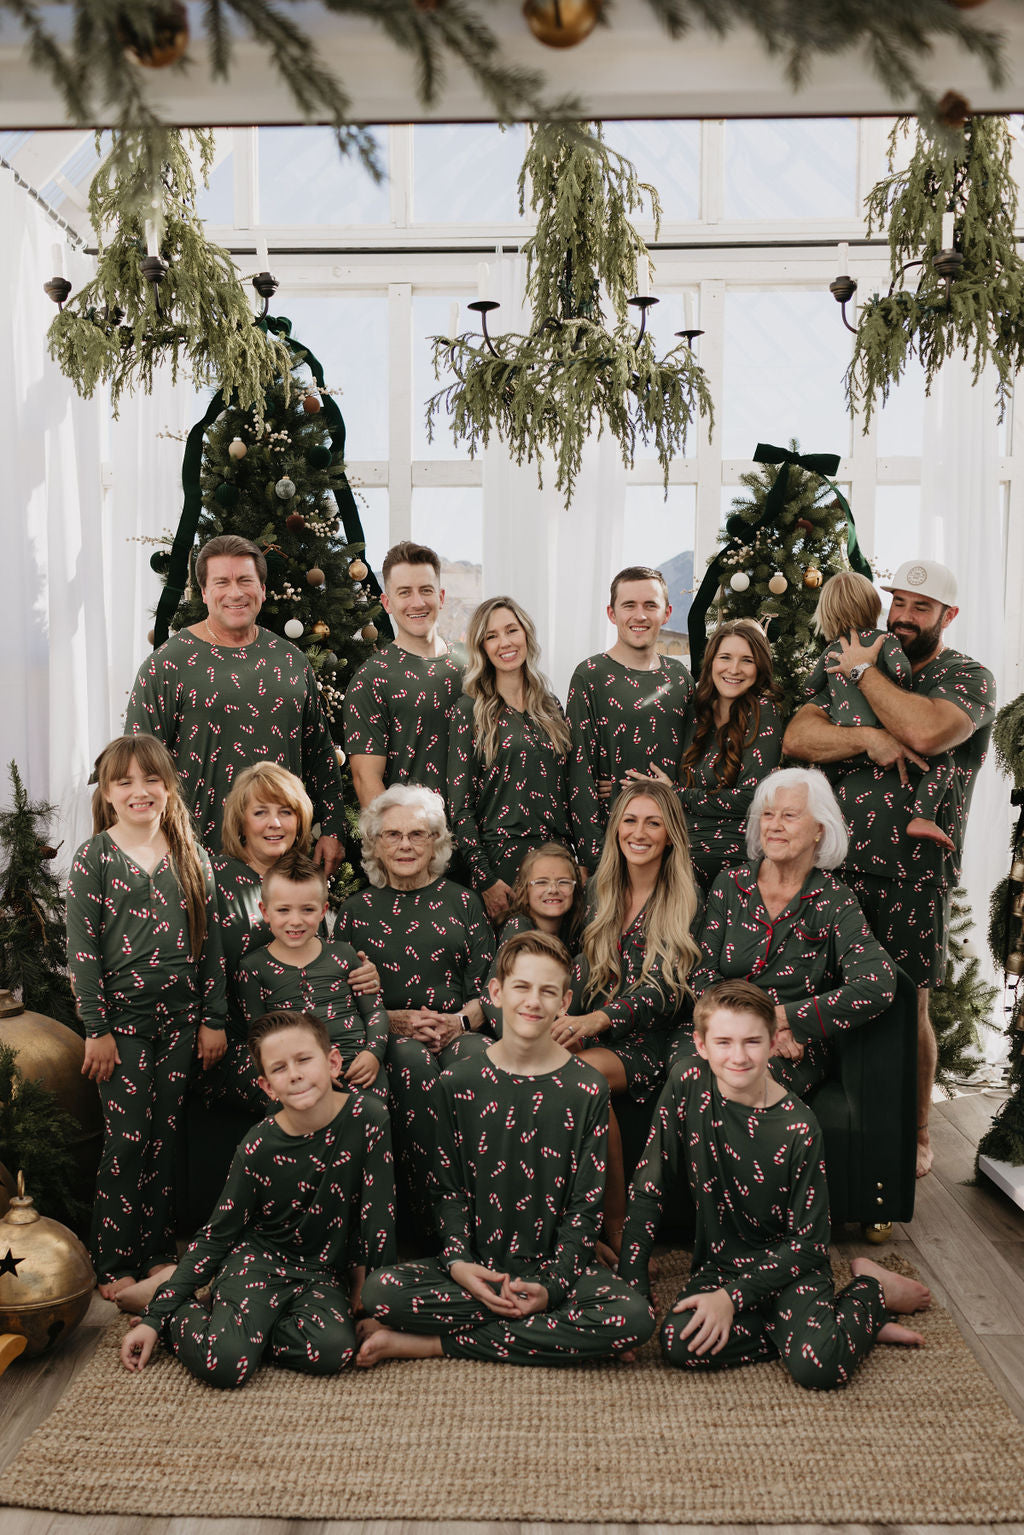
[356,931,655,1368]
[619,978,930,1389]
[119,1010,396,1387]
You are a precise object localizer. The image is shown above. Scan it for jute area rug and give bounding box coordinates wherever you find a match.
[2,1252,1024,1525]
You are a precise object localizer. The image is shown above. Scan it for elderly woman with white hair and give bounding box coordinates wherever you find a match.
[334,784,494,1235]
[683,767,897,1098]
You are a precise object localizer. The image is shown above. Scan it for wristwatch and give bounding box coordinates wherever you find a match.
[849,661,874,684]
[459,1011,473,1032]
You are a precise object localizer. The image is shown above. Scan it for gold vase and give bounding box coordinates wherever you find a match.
[0,1173,95,1357]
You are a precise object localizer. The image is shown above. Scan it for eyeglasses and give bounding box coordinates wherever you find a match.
[528,878,576,891]
[379,828,434,848]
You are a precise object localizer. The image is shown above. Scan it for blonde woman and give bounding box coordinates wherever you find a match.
[553,779,701,1253]
[448,596,574,923]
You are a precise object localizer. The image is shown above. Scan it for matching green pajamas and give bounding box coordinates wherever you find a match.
[679,697,785,893]
[684,862,896,1097]
[66,833,227,1285]
[621,1058,888,1388]
[363,1052,653,1364]
[141,1094,396,1387]
[343,642,465,795]
[124,629,345,849]
[447,694,573,891]
[566,653,694,871]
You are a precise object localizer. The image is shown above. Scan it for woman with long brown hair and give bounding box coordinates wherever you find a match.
[448,595,574,922]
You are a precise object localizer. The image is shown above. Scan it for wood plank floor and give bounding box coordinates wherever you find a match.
[1,1092,1022,1535]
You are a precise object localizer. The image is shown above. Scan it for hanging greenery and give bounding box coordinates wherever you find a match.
[47,128,291,416]
[846,115,1024,429]
[426,121,713,507]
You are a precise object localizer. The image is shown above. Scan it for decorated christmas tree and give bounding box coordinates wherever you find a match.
[0,1044,85,1228]
[979,691,1024,1167]
[0,764,78,1032]
[690,443,871,714]
[929,889,998,1094]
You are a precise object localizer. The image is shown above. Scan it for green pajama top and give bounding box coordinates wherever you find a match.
[435,1052,609,1306]
[679,697,785,870]
[620,1057,832,1306]
[344,643,464,795]
[141,1093,397,1332]
[447,694,573,891]
[334,878,495,1012]
[690,862,896,1044]
[235,941,391,1061]
[124,629,345,849]
[66,832,226,1039]
[566,653,694,870]
[805,645,996,889]
[211,856,269,1040]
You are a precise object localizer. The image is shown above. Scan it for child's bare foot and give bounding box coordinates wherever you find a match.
[115,1265,176,1315]
[355,1326,443,1368]
[916,1128,934,1179]
[851,1257,931,1314]
[614,1347,639,1364]
[98,1276,137,1301]
[356,1316,383,1345]
[907,817,955,851]
[877,1320,925,1347]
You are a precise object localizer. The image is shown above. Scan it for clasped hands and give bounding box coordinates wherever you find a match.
[450,1260,549,1318]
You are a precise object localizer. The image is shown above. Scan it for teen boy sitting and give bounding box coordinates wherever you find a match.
[356,931,654,1368]
[620,978,930,1389]
[224,850,390,1110]
[118,1009,396,1388]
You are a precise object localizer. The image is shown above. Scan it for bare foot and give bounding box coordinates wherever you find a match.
[906,817,955,851]
[614,1347,639,1364]
[355,1327,444,1368]
[877,1320,925,1347]
[356,1316,383,1345]
[98,1276,137,1301]
[115,1265,176,1315]
[851,1256,931,1314]
[916,1131,934,1179]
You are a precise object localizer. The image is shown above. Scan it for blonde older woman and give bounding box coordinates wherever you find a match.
[687,767,897,1098]
[334,784,495,1236]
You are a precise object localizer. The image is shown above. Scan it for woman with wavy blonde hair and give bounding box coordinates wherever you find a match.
[552,778,701,1255]
[448,595,574,922]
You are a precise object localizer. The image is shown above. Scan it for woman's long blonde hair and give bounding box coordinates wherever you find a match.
[582,780,700,1009]
[91,735,208,958]
[462,596,571,767]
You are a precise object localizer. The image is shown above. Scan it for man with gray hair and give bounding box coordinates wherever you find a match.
[784,559,996,1178]
[124,534,345,871]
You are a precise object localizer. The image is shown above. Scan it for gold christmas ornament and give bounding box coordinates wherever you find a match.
[306,567,326,587]
[0,995,102,1186]
[118,1,189,66]
[0,1173,94,1358]
[1009,858,1024,884]
[348,558,368,582]
[1005,947,1024,976]
[302,393,322,414]
[523,0,601,48]
[361,622,379,643]
[0,1163,14,1219]
[311,621,331,640]
[768,573,789,596]
[227,437,247,460]
[335,746,347,768]
[803,567,823,589]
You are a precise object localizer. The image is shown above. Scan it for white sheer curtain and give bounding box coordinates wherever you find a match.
[481,255,624,702]
[920,355,1009,1050]
[0,169,208,860]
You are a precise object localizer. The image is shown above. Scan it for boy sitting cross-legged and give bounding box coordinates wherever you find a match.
[356,931,655,1368]
[118,1009,396,1388]
[619,978,930,1390]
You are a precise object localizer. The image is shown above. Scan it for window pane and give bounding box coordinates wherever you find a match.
[196,134,235,225]
[348,487,389,582]
[724,120,857,220]
[258,127,389,225]
[415,294,475,460]
[281,294,389,461]
[871,486,921,582]
[722,289,852,460]
[601,121,700,222]
[876,359,925,457]
[413,124,527,223]
[412,488,482,645]
[623,485,696,653]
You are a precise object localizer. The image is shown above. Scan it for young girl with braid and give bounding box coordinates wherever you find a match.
[67,735,226,1299]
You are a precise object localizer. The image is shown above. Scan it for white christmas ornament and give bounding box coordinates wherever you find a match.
[284,618,304,639]
[275,476,297,500]
[228,437,247,460]
[730,572,751,593]
[768,573,789,595]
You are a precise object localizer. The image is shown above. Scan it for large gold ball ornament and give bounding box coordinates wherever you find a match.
[0,1173,94,1358]
[348,558,368,582]
[306,566,326,587]
[523,0,601,48]
[803,567,823,589]
[361,622,379,643]
[768,573,789,596]
[0,996,101,1191]
[118,1,189,66]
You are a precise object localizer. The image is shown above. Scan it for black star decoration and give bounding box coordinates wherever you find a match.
[0,1248,24,1278]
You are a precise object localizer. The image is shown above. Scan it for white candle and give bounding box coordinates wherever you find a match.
[448,301,459,341]
[51,243,64,279]
[637,257,650,298]
[257,236,270,272]
[477,262,492,301]
[145,222,159,259]
[941,211,955,250]
[837,241,850,276]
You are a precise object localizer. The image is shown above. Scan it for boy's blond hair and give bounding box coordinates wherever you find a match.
[495,929,572,985]
[693,979,776,1040]
[814,571,882,641]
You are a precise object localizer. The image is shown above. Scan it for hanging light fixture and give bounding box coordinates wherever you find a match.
[829,217,964,334]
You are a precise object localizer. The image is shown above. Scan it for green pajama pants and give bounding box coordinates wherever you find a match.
[362,1258,655,1366]
[207,1035,388,1116]
[660,1266,887,1389]
[385,1033,490,1241]
[160,1244,355,1389]
[91,1024,194,1285]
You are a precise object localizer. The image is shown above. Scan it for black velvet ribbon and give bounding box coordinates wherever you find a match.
[153,315,391,648]
[687,442,872,676]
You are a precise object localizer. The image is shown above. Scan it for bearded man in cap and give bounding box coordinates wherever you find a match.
[784,560,996,1178]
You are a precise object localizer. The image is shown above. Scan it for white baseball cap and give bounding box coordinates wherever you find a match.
[881,559,958,606]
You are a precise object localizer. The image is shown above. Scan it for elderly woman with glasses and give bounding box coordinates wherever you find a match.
[334,784,495,1237]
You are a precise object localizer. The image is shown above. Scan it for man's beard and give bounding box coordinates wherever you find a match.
[888,614,944,662]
